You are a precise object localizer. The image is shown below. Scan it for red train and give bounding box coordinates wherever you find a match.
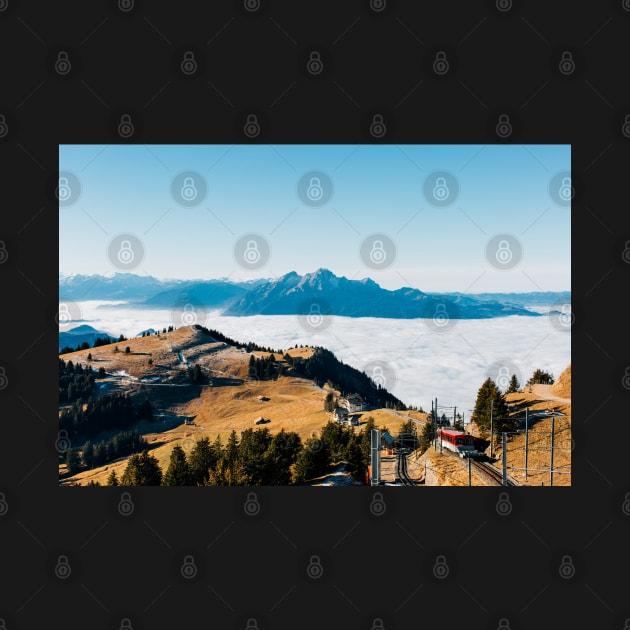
[438,428,477,456]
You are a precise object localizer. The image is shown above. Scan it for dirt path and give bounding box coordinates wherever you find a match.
[529,384,570,404]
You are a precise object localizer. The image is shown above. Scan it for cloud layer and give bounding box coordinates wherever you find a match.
[68,302,571,419]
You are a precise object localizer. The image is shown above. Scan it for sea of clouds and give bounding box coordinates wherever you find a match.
[67,301,571,419]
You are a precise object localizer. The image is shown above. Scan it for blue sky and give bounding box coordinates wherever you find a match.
[59,144,570,293]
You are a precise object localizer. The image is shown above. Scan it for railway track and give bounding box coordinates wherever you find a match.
[471,459,519,486]
[396,450,418,486]
[441,449,519,486]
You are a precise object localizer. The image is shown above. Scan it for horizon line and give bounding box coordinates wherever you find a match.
[58,269,571,295]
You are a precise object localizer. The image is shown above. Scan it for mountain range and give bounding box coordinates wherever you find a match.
[59,270,569,320]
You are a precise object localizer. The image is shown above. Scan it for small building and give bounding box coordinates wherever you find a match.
[380,430,394,456]
[333,407,349,423]
[341,393,364,413]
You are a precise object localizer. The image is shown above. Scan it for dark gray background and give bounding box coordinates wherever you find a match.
[0,0,627,628]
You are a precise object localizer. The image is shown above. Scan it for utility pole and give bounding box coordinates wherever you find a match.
[524,407,529,480]
[453,406,456,427]
[431,400,435,449]
[549,415,555,487]
[502,432,507,486]
[434,397,438,450]
[490,399,494,458]
[468,456,472,486]
[370,429,380,486]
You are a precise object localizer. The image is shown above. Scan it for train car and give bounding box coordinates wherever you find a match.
[438,429,476,456]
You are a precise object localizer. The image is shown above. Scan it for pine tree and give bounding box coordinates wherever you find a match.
[263,429,302,485]
[106,470,119,486]
[188,437,216,485]
[120,450,163,485]
[343,431,366,479]
[506,374,520,394]
[359,416,376,467]
[163,445,192,485]
[221,430,242,485]
[65,449,82,475]
[470,378,508,437]
[526,369,554,386]
[292,436,330,484]
[324,391,336,412]
[418,419,434,454]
